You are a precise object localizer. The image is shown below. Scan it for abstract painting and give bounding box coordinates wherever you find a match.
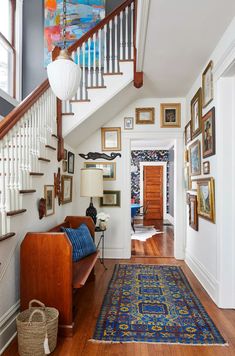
[44,0,105,67]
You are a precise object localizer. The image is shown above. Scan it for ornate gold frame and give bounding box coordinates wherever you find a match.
[160,103,181,128]
[135,107,155,124]
[196,178,215,223]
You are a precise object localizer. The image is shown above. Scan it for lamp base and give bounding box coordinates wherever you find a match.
[86,199,97,224]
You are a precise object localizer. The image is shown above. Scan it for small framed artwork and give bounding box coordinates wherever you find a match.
[191,88,202,139]
[202,60,213,108]
[184,166,192,190]
[189,140,201,176]
[68,152,75,174]
[62,160,67,172]
[124,117,134,130]
[184,121,191,145]
[64,149,68,160]
[184,149,189,163]
[160,103,181,128]
[44,185,55,216]
[84,162,116,181]
[100,190,121,207]
[196,178,215,223]
[101,127,121,151]
[61,175,73,204]
[186,192,190,205]
[203,161,210,175]
[189,194,198,231]
[202,107,216,158]
[135,107,155,124]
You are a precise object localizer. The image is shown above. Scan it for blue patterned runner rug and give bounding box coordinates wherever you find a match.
[92,264,226,345]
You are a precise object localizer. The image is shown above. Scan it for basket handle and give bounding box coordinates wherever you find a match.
[28,309,46,324]
[29,299,45,309]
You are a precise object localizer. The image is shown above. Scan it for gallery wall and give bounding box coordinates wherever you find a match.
[184,17,235,306]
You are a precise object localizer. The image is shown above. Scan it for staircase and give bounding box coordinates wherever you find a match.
[0,0,141,271]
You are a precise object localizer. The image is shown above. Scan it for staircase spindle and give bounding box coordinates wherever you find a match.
[104,24,108,73]
[98,29,102,86]
[114,15,118,73]
[0,140,7,234]
[120,11,124,60]
[109,19,113,72]
[88,37,92,87]
[125,6,129,59]
[131,2,134,59]
[82,42,86,99]
[93,33,97,87]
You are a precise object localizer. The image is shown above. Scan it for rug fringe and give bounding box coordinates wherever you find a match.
[88,339,228,346]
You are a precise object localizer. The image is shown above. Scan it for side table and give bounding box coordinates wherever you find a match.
[95,226,107,270]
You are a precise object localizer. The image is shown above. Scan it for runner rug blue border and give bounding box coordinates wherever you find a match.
[92,264,226,345]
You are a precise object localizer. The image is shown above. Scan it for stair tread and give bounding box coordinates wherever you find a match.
[70,99,91,103]
[62,112,74,116]
[19,189,36,194]
[0,232,15,241]
[103,72,123,75]
[45,145,56,151]
[7,209,27,216]
[30,172,44,176]
[87,85,107,89]
[38,157,50,162]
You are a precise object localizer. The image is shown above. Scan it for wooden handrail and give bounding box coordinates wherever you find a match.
[53,0,134,58]
[0,80,49,139]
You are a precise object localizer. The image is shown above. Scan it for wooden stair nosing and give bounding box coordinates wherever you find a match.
[70,99,91,103]
[38,157,50,162]
[87,85,107,89]
[45,145,56,151]
[0,232,15,242]
[19,189,36,194]
[62,113,75,116]
[51,134,58,139]
[7,209,27,216]
[30,172,44,176]
[103,72,123,76]
[119,59,134,62]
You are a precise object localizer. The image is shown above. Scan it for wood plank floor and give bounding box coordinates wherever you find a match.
[132,219,174,257]
[3,257,235,356]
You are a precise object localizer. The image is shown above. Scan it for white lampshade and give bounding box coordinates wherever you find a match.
[47,50,81,101]
[80,168,103,197]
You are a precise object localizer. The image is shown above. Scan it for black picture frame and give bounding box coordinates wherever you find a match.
[68,152,75,174]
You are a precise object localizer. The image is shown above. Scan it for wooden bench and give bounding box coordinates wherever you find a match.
[20,216,99,337]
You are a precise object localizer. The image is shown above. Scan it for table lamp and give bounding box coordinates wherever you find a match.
[80,168,103,224]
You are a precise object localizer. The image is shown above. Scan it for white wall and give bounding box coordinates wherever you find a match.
[0,141,77,354]
[185,17,235,307]
[76,97,185,260]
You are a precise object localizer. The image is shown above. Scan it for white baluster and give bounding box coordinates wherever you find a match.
[5,138,11,211]
[0,140,7,234]
[114,15,118,73]
[125,6,129,59]
[9,132,15,211]
[109,19,113,72]
[104,24,107,73]
[76,47,81,100]
[131,2,134,59]
[14,124,20,210]
[93,33,97,86]
[35,103,40,173]
[98,29,102,86]
[88,37,91,87]
[82,42,86,99]
[120,11,124,60]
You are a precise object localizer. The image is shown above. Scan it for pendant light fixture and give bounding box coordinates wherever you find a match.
[47,0,81,101]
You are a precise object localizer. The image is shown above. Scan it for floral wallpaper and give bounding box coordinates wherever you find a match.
[131,150,170,213]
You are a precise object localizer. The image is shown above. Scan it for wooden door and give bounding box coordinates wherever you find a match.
[144,166,163,220]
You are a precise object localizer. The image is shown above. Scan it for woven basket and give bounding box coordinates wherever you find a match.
[16,300,59,356]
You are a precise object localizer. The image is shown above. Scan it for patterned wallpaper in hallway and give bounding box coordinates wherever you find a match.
[131,150,169,213]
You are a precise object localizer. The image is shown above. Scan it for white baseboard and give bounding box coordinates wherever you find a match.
[166,213,174,225]
[185,250,218,304]
[0,301,20,355]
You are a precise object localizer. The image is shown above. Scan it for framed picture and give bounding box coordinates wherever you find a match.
[202,60,213,108]
[189,140,201,176]
[184,121,191,145]
[184,149,189,163]
[202,107,216,158]
[100,190,121,207]
[64,149,68,160]
[189,194,198,231]
[68,152,75,174]
[61,175,73,204]
[160,103,181,128]
[203,161,210,175]
[84,162,116,181]
[196,178,215,223]
[135,108,155,124]
[101,127,121,151]
[186,192,190,205]
[62,160,67,172]
[124,117,134,130]
[191,88,202,139]
[184,166,192,190]
[44,185,55,216]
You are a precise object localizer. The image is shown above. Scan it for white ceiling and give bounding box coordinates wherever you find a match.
[142,0,235,97]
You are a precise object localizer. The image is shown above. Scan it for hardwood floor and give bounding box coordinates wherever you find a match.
[132,219,174,257]
[3,257,235,356]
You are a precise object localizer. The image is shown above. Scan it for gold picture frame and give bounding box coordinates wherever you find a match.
[191,88,202,139]
[44,185,55,216]
[100,190,121,207]
[61,175,73,204]
[189,140,201,176]
[101,127,121,151]
[160,103,181,128]
[202,60,213,108]
[84,162,116,181]
[135,107,155,124]
[189,194,198,231]
[196,178,215,223]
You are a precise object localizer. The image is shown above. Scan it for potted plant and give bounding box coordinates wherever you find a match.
[96,212,110,230]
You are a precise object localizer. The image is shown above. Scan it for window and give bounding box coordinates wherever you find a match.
[0,0,16,98]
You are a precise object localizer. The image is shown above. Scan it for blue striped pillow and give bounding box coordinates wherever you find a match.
[61,224,96,262]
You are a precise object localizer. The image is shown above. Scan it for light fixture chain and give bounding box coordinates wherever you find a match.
[62,0,67,49]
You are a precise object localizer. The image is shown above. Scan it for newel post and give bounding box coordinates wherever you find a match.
[133,0,143,88]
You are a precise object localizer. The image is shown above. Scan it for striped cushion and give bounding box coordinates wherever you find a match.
[61,224,96,262]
